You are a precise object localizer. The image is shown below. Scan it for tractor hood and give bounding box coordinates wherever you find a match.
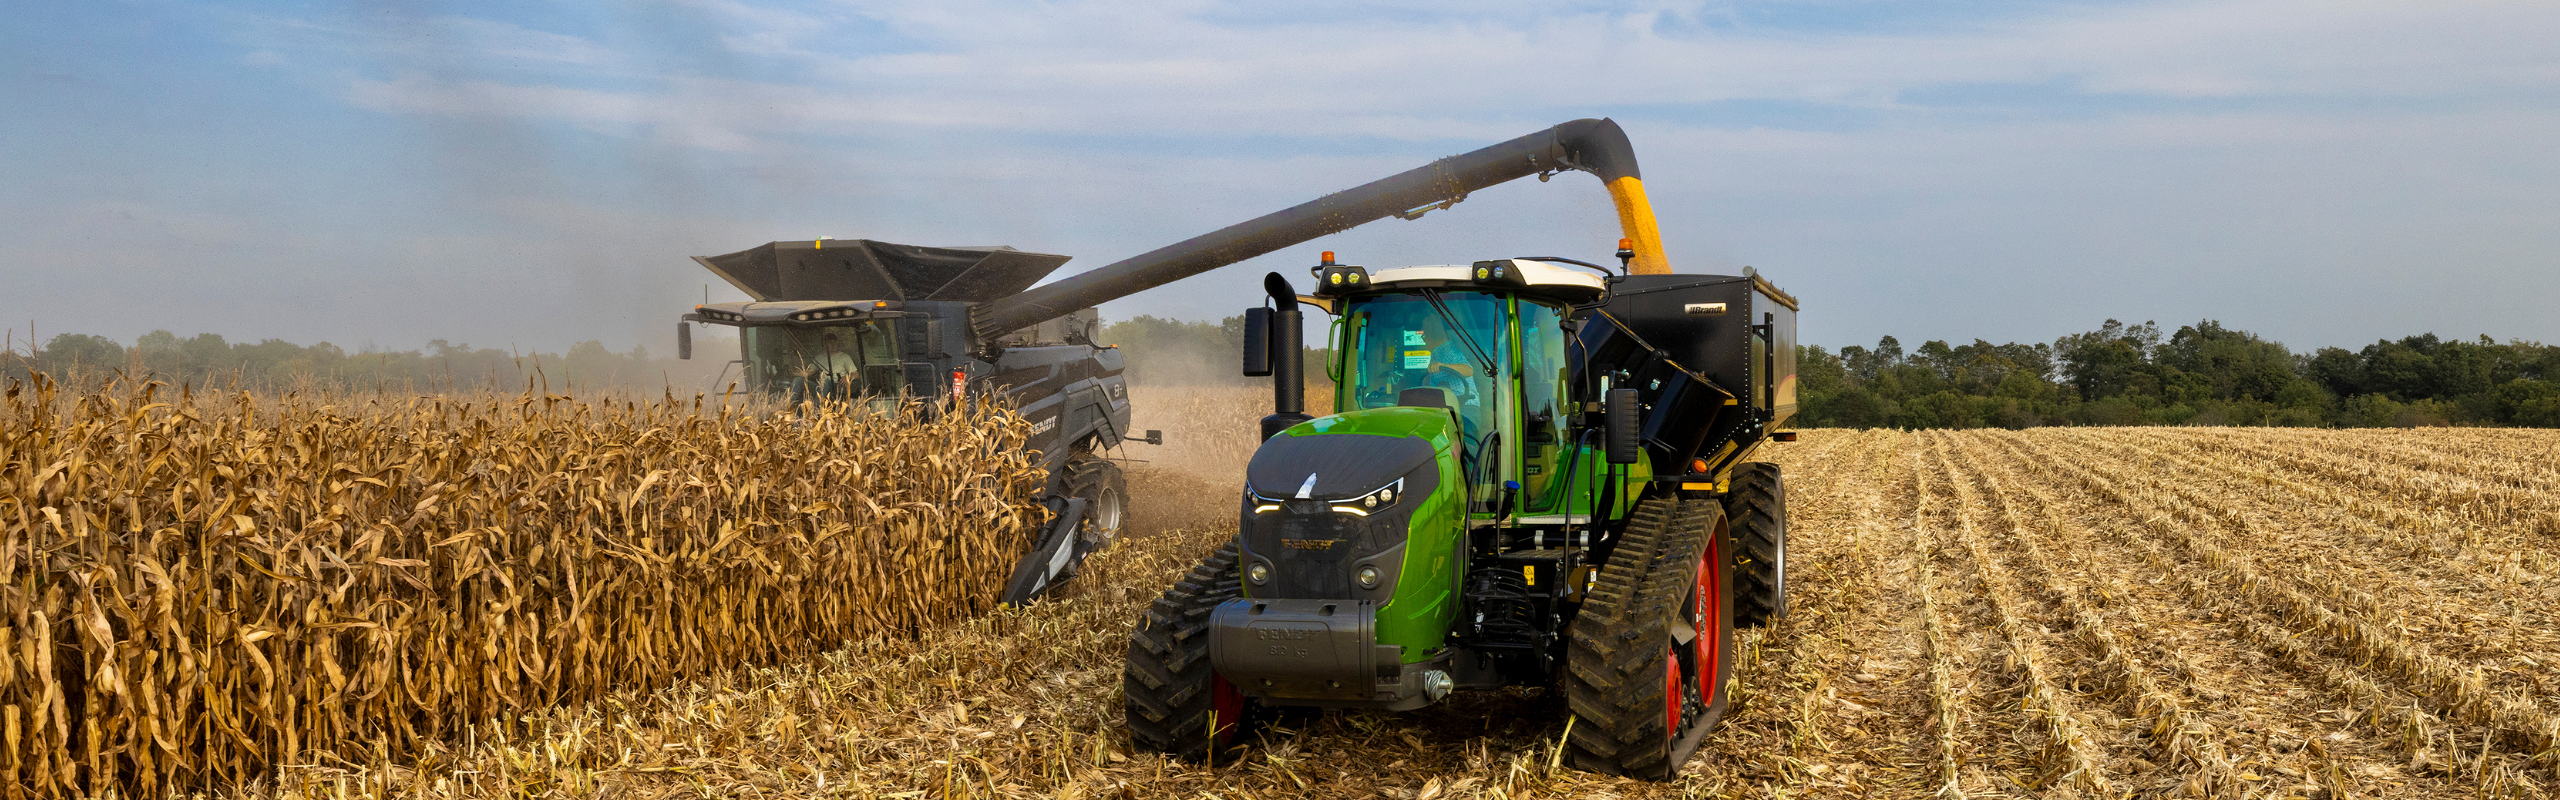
[694,239,1072,303]
[1246,408,1455,502]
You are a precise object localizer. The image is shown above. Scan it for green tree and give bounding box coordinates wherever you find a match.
[41,333,126,371]
[2157,320,2296,402]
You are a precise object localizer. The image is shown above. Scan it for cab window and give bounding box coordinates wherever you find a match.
[1339,292,1509,499]
[746,322,900,403]
[1518,301,1569,509]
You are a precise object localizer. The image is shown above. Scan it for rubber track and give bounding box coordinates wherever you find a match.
[1123,541,1242,760]
[1562,495,1710,779]
[1726,462,1786,628]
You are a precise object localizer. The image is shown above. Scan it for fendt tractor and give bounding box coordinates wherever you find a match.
[1116,122,1800,780]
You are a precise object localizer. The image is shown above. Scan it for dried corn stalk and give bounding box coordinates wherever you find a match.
[0,377,1044,798]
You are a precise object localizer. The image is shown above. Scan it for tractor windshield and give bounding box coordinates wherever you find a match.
[743,322,902,405]
[1340,291,1508,477]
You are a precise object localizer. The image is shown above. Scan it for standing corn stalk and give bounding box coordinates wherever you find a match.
[0,376,1045,798]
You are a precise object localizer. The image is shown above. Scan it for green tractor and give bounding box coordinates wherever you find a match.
[1123,201,1798,777]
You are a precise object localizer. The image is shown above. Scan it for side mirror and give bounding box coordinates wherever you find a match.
[1606,385,1641,465]
[677,322,693,360]
[1241,307,1273,376]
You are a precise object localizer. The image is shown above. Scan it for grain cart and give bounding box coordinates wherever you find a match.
[675,240,1155,605]
[1120,122,1799,780]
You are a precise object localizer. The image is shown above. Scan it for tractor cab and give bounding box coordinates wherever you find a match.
[1319,258,1611,518]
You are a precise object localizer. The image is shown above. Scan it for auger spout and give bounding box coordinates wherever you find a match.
[969,117,1667,340]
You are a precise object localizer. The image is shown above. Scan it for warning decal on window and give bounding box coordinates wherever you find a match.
[1403,350,1430,370]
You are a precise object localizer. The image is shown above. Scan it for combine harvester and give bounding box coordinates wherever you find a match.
[674,241,1157,605]
[1102,120,1801,780]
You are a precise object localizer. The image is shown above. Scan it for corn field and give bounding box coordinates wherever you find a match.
[0,378,1045,798]
[177,422,2554,800]
[17,372,2560,798]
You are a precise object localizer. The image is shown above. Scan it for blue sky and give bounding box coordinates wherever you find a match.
[6,0,2556,357]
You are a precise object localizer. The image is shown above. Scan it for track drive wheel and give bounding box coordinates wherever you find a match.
[1124,541,1252,761]
[1725,462,1788,628]
[1067,453,1129,547]
[1564,496,1735,780]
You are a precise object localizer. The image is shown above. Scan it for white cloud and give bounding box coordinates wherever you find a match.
[312,0,2560,151]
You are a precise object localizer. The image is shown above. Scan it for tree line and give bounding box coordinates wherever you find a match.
[10,330,729,393]
[22,318,2556,429]
[1796,320,2560,429]
[6,317,1308,393]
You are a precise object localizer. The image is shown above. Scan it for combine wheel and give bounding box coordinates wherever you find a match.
[1124,541,1252,761]
[1564,496,1735,780]
[1067,453,1128,547]
[1725,461,1787,628]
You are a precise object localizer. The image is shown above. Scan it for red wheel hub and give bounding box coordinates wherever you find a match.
[1668,538,1723,737]
[1211,672,1245,746]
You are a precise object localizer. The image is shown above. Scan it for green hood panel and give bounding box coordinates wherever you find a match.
[1260,406,1468,663]
[1282,406,1458,449]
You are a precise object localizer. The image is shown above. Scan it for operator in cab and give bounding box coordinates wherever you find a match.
[1360,312,1493,443]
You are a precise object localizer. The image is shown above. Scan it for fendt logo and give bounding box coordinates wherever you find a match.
[1280,538,1339,550]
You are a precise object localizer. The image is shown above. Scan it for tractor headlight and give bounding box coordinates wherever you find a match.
[1357,565,1381,589]
[1330,478,1403,516]
[1248,562,1270,584]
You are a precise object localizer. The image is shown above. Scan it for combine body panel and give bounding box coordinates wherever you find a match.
[1124,122,1800,781]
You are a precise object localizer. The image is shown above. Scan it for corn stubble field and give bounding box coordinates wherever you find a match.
[10,383,2560,798]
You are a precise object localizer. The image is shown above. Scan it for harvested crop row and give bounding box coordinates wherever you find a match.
[2108,429,2534,564]
[1694,430,1897,793]
[1906,439,1974,799]
[0,379,1044,799]
[1991,432,2560,777]
[2081,430,2554,607]
[2170,428,2560,528]
[2024,470,2460,788]
[1945,435,2233,793]
[1921,435,2118,797]
[2129,428,2560,544]
[1966,435,2493,797]
[2059,430,2560,677]
[2279,427,2560,479]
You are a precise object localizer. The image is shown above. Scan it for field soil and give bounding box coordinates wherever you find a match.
[245,425,2560,799]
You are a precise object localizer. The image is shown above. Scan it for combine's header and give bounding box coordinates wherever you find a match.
[694,239,1073,304]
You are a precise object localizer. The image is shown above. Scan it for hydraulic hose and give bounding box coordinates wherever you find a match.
[971,118,1670,339]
